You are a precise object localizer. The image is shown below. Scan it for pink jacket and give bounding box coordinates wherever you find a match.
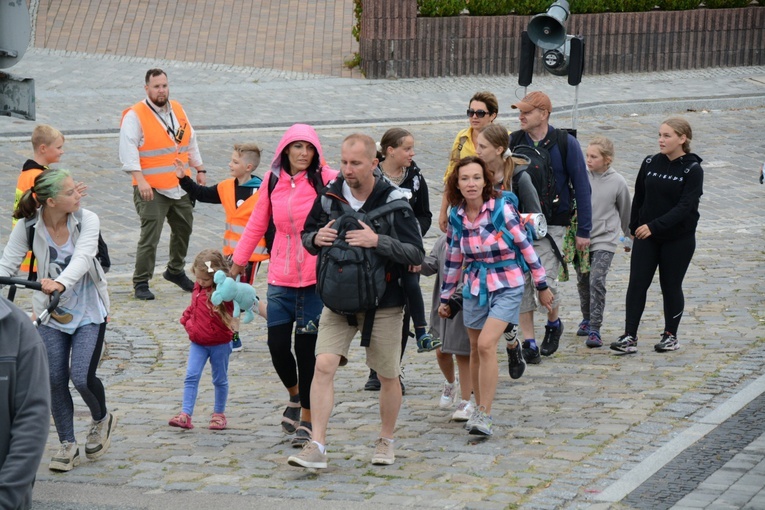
[233,124,337,288]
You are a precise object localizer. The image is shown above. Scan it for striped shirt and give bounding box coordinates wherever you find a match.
[441,198,547,304]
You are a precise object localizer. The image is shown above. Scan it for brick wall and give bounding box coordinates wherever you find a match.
[359,1,765,79]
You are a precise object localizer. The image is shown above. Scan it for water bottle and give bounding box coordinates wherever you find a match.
[620,235,633,250]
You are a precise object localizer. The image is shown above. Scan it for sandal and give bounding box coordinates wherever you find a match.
[209,413,227,430]
[291,421,313,448]
[169,412,194,430]
[416,333,442,353]
[281,400,301,434]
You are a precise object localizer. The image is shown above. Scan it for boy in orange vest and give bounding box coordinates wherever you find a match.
[13,125,66,278]
[175,143,268,352]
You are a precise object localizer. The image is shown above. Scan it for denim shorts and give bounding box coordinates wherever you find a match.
[266,284,323,330]
[462,285,524,330]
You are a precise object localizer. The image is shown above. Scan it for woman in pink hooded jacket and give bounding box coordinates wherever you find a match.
[231,124,337,447]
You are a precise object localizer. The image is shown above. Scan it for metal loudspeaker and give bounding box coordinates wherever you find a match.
[528,0,570,51]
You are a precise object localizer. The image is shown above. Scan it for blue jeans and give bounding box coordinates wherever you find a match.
[182,342,232,415]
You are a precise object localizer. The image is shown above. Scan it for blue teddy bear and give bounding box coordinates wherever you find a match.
[210,270,259,324]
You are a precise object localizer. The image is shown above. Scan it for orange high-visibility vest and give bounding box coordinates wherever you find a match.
[14,167,44,272]
[219,178,268,262]
[122,100,191,188]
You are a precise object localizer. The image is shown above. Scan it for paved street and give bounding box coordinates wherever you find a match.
[1,3,765,508]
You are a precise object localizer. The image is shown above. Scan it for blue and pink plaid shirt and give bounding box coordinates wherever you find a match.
[440,198,547,305]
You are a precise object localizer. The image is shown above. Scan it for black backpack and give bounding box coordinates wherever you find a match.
[24,209,111,280]
[263,169,327,253]
[509,129,570,222]
[316,196,412,347]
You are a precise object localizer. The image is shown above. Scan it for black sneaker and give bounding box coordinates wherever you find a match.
[540,321,563,356]
[654,332,680,352]
[522,340,542,364]
[364,370,381,391]
[506,341,526,380]
[163,269,194,292]
[610,334,638,354]
[134,282,155,300]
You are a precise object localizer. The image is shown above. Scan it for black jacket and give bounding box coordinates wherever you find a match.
[630,152,704,241]
[302,174,425,309]
[378,161,432,236]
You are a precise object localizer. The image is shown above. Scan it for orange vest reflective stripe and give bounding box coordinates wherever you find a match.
[14,168,42,272]
[122,100,191,188]
[219,178,269,262]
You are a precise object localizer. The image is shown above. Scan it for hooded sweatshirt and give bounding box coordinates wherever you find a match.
[0,296,50,510]
[588,166,631,253]
[232,124,338,287]
[630,152,703,241]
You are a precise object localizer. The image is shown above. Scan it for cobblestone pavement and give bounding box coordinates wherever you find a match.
[1,50,765,509]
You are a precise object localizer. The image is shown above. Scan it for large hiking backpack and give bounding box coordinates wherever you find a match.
[509,129,570,222]
[263,169,327,254]
[316,196,412,346]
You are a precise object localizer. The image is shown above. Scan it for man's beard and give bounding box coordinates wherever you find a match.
[153,96,168,107]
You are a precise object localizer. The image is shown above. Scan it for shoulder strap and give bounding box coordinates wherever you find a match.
[509,130,525,149]
[457,135,468,152]
[557,129,569,170]
[490,195,530,273]
[24,217,38,281]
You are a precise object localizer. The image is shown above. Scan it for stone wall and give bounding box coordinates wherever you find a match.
[359,1,765,79]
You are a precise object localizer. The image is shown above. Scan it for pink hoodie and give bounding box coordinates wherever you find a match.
[233,124,337,288]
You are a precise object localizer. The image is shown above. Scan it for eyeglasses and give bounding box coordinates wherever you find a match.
[466,109,490,118]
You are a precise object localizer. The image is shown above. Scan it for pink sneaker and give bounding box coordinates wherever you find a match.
[169,412,194,430]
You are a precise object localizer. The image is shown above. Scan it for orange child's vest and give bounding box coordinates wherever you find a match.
[219,178,269,263]
[14,168,44,273]
[121,100,192,187]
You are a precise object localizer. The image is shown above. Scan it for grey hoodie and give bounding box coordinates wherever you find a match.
[0,297,50,510]
[588,166,631,253]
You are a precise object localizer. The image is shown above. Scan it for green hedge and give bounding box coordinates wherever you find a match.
[704,0,753,7]
[418,0,465,16]
[412,0,761,16]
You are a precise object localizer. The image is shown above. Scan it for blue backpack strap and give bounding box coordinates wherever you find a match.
[448,205,463,247]
[491,194,529,273]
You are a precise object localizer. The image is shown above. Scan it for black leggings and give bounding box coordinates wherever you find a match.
[267,323,317,410]
[625,234,696,337]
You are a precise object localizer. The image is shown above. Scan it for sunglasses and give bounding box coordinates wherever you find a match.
[466,109,490,118]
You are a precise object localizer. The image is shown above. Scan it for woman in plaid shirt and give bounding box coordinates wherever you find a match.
[438,156,553,437]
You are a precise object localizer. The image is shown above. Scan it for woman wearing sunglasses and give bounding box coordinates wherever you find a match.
[438,91,498,232]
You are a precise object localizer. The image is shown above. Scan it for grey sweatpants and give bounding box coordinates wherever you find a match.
[575,250,615,332]
[39,322,107,443]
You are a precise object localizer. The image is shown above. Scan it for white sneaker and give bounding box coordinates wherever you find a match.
[439,380,460,408]
[452,400,474,422]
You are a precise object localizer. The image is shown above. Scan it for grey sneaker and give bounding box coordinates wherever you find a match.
[288,441,327,469]
[371,437,395,465]
[452,400,474,422]
[464,407,480,430]
[49,441,80,472]
[469,408,493,436]
[85,412,117,459]
[439,381,459,408]
[655,332,680,352]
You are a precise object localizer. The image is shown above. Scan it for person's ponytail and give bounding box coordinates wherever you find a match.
[13,188,39,220]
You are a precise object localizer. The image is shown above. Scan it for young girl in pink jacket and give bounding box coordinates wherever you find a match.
[231,124,337,448]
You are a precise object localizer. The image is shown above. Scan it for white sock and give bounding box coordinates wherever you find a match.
[312,441,326,454]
